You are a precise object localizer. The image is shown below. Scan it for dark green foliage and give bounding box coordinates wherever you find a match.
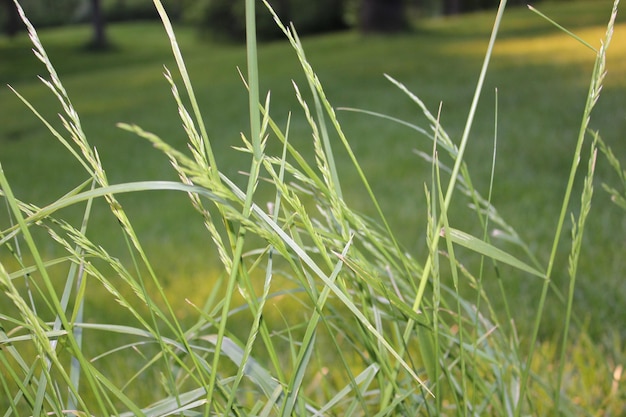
[0,0,81,30]
[442,0,528,15]
[100,0,183,22]
[200,0,347,42]
[0,0,183,35]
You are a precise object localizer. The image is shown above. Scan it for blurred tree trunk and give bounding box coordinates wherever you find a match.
[360,0,408,33]
[1,0,20,37]
[89,0,109,49]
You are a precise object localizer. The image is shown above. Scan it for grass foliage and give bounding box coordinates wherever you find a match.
[1,0,625,415]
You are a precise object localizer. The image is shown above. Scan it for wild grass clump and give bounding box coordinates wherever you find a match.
[0,0,623,415]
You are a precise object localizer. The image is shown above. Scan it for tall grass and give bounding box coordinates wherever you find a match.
[1,0,623,415]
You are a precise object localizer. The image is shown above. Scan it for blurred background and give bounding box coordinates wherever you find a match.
[1,0,544,48]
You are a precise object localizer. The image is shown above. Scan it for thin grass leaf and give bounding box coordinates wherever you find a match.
[0,329,68,344]
[442,227,545,279]
[336,107,451,154]
[203,0,267,408]
[280,333,315,417]
[259,384,287,417]
[436,146,469,415]
[528,5,597,52]
[245,0,262,161]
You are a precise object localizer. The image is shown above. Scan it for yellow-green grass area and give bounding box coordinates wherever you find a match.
[1,0,625,396]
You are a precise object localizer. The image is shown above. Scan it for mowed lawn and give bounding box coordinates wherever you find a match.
[1,0,625,339]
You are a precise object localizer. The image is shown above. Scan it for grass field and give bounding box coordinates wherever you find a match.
[1,0,625,414]
[2,0,625,335]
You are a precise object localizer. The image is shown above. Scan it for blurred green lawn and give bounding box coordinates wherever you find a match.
[1,0,625,337]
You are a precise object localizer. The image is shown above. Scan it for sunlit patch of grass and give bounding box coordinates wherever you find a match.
[529,332,626,416]
[490,23,625,66]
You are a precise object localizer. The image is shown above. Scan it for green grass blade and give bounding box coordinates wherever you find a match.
[245,0,262,161]
[528,5,596,52]
[280,333,315,417]
[206,0,266,410]
[442,228,545,279]
[436,149,468,416]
